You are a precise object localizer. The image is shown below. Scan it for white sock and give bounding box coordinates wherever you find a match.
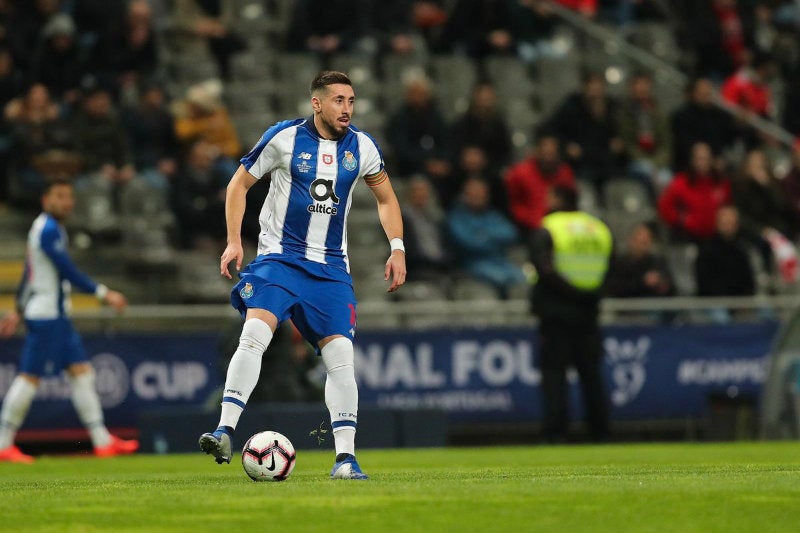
[219,318,273,430]
[322,337,357,456]
[0,376,38,449]
[70,371,111,448]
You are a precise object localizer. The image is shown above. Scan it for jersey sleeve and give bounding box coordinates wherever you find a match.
[14,261,30,313]
[39,222,98,294]
[240,119,297,179]
[358,132,387,187]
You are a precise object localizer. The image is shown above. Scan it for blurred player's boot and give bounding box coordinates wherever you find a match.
[199,428,232,464]
[330,453,368,480]
[94,435,139,457]
[0,445,34,464]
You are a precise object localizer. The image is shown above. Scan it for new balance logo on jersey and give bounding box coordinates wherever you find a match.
[308,178,340,215]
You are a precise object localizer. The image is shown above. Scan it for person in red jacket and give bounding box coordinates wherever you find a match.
[658,141,731,241]
[721,52,776,118]
[504,134,575,235]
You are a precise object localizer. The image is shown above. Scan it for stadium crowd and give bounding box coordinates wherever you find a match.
[1,0,800,308]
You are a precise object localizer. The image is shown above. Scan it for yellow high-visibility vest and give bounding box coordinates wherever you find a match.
[541,211,613,290]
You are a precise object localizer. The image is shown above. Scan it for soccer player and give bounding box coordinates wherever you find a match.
[0,179,139,463]
[199,71,406,480]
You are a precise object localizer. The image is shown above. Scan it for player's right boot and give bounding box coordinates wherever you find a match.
[199,428,232,464]
[0,445,35,464]
[330,453,369,480]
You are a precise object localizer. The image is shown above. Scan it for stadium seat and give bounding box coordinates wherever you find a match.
[330,54,380,98]
[450,277,500,301]
[484,56,535,100]
[224,80,275,115]
[430,55,477,121]
[602,178,654,216]
[275,53,322,97]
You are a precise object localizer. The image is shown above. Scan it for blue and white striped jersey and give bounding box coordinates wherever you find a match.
[17,213,99,320]
[240,117,385,273]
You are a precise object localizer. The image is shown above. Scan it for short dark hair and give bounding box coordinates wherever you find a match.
[43,177,73,194]
[310,71,352,95]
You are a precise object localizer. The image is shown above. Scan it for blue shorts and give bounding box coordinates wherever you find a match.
[20,318,88,376]
[231,255,357,347]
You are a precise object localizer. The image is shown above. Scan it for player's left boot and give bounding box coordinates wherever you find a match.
[0,445,35,464]
[330,453,369,480]
[94,435,140,457]
[199,428,232,464]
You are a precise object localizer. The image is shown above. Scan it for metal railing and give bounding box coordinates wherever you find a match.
[67,294,800,332]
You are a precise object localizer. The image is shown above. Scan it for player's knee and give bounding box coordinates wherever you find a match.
[321,336,354,373]
[239,318,273,355]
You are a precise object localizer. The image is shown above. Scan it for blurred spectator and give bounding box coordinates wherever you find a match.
[410,0,450,53]
[447,177,525,298]
[443,0,515,59]
[168,0,245,79]
[671,77,736,171]
[658,142,732,241]
[695,205,756,321]
[545,71,626,194]
[617,71,672,197]
[401,175,452,282]
[121,81,178,191]
[554,0,598,18]
[720,52,777,147]
[606,221,675,298]
[783,64,800,136]
[680,0,747,78]
[172,79,241,164]
[4,83,77,206]
[448,144,506,211]
[29,13,87,105]
[286,0,363,58]
[169,139,229,250]
[450,82,512,174]
[366,0,425,57]
[504,133,575,235]
[386,73,451,183]
[507,0,565,63]
[0,46,24,112]
[71,0,127,46]
[732,148,788,271]
[0,45,24,201]
[5,0,62,72]
[71,82,134,182]
[598,0,666,26]
[781,141,800,239]
[90,0,159,98]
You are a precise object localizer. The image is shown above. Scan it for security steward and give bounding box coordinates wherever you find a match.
[529,185,613,442]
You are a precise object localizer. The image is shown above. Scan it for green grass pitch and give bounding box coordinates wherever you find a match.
[0,442,798,532]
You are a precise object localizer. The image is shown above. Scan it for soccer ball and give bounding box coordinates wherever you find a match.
[241,431,296,482]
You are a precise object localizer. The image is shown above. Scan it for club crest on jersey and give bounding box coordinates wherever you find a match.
[322,154,334,165]
[342,151,357,171]
[240,282,254,299]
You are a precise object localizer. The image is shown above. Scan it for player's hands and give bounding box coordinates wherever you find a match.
[0,310,21,339]
[221,241,244,279]
[104,290,128,313]
[385,250,407,293]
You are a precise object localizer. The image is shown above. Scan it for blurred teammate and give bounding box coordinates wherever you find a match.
[199,71,406,480]
[0,179,138,463]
